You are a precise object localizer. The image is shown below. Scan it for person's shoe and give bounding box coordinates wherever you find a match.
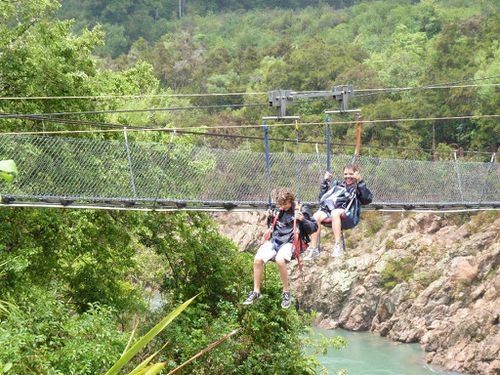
[242,291,261,305]
[331,242,344,257]
[281,291,291,309]
[303,247,320,261]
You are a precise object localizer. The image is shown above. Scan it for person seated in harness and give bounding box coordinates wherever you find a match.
[306,163,372,259]
[242,188,318,309]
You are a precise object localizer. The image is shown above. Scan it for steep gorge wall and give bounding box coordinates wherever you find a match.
[214,211,500,375]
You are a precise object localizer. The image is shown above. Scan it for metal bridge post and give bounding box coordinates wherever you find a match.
[478,152,496,206]
[153,130,176,207]
[295,119,302,202]
[326,114,331,172]
[355,112,362,162]
[123,127,137,198]
[262,120,272,208]
[453,151,465,205]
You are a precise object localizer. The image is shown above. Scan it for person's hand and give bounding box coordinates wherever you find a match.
[353,170,362,182]
[295,210,304,221]
[324,171,333,181]
[265,209,273,218]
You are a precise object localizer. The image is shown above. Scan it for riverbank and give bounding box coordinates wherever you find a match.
[215,211,500,374]
[313,327,466,375]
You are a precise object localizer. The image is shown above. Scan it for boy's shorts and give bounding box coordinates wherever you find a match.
[255,241,293,263]
[319,208,357,230]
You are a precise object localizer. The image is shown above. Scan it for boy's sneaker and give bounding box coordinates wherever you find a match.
[331,242,344,257]
[242,291,261,305]
[303,247,320,261]
[281,291,291,309]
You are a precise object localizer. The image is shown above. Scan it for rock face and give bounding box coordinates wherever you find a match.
[215,211,500,375]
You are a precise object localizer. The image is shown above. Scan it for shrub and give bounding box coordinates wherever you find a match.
[380,256,415,290]
[0,287,128,374]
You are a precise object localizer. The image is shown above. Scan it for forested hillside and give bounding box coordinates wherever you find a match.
[57,0,498,155]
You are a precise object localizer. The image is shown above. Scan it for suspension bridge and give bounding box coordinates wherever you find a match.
[0,130,497,212]
[1,80,498,212]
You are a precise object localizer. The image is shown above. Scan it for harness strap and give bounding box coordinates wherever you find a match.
[268,205,303,271]
[269,208,281,231]
[293,204,303,272]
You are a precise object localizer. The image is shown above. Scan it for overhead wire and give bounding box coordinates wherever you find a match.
[0,75,497,102]
[1,114,498,136]
[0,103,266,118]
[0,92,267,100]
[355,75,500,98]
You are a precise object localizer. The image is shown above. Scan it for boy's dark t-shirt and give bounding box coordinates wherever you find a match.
[269,205,318,250]
[271,207,295,249]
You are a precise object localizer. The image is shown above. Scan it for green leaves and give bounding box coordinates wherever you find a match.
[0,160,17,183]
[105,294,198,375]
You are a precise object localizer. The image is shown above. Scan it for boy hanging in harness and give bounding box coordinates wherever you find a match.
[305,164,373,259]
[242,188,318,309]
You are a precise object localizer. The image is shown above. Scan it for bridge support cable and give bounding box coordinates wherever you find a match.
[123,127,137,198]
[262,119,272,208]
[479,152,497,206]
[294,118,302,202]
[453,151,465,205]
[355,112,362,163]
[325,114,331,173]
[152,130,176,209]
[0,133,498,212]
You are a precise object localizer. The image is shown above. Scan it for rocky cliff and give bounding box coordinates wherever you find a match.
[214,210,500,375]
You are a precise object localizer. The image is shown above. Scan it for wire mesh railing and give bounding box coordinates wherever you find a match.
[0,134,498,210]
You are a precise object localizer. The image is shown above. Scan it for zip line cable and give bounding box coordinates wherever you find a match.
[0,92,268,100]
[0,75,498,101]
[355,76,500,98]
[0,103,266,118]
[355,83,500,95]
[1,114,498,136]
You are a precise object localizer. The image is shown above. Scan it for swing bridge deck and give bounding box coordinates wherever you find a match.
[0,133,498,212]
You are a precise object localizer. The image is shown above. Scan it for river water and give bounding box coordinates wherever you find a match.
[313,328,466,375]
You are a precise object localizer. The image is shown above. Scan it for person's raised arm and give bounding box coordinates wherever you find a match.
[355,174,373,205]
[319,171,333,200]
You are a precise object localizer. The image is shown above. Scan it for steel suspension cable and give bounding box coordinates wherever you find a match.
[1,114,498,136]
[0,92,267,100]
[0,103,266,118]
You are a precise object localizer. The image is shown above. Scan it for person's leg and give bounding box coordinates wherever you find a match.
[309,210,328,248]
[276,257,289,291]
[276,243,293,309]
[243,242,275,304]
[275,243,293,291]
[330,209,345,244]
[253,258,264,293]
[252,241,275,293]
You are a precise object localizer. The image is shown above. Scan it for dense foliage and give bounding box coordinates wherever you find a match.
[56,0,499,156]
